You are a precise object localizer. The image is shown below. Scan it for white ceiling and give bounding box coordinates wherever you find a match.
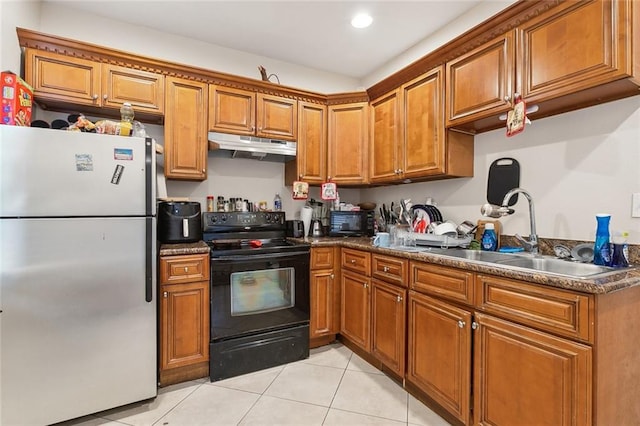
[45,0,510,79]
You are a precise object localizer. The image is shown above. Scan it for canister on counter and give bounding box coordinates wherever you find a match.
[206,196,214,212]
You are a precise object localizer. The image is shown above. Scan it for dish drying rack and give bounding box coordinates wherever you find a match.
[410,232,473,248]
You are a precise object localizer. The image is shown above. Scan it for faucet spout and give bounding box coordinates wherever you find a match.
[502,188,539,255]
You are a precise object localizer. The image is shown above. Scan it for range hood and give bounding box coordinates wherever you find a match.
[208,131,296,163]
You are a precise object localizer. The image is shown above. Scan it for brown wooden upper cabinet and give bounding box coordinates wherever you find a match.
[285,101,327,185]
[327,102,369,185]
[164,77,208,180]
[446,0,639,133]
[24,48,164,116]
[370,66,473,184]
[208,85,297,141]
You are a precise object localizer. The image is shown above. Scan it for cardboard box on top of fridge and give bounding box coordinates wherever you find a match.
[1,71,33,126]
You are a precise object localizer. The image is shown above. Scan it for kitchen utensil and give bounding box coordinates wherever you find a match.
[475,220,502,248]
[457,220,477,236]
[487,157,520,206]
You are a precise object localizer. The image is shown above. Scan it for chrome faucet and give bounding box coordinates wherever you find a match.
[481,188,539,255]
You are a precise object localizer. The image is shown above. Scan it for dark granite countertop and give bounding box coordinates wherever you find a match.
[159,241,210,257]
[296,237,640,295]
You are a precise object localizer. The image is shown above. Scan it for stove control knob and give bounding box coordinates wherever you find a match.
[210,216,218,223]
[265,213,271,222]
[220,215,227,222]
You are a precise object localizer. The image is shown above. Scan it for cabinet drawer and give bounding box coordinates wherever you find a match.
[372,254,408,287]
[411,262,474,305]
[341,248,371,276]
[475,274,594,343]
[160,254,210,285]
[311,246,334,270]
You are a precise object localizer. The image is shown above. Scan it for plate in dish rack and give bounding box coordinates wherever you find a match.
[411,206,431,233]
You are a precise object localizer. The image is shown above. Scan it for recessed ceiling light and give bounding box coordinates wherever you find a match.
[351,13,373,29]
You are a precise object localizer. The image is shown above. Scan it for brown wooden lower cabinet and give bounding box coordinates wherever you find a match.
[371,278,406,376]
[406,290,472,425]
[473,312,592,426]
[158,253,210,386]
[309,247,340,347]
[340,269,371,351]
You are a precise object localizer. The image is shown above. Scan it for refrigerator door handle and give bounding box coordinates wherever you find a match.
[145,217,153,302]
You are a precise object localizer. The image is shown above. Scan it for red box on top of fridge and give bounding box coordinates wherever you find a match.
[1,71,33,126]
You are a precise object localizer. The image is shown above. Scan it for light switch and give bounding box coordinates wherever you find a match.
[632,193,640,218]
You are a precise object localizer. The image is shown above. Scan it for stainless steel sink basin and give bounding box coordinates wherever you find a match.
[425,248,519,263]
[495,256,618,278]
[391,247,629,279]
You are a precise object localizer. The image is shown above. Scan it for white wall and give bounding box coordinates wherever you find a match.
[362,96,640,243]
[4,2,639,243]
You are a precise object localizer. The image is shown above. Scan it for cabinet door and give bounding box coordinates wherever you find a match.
[311,246,334,270]
[402,66,447,178]
[369,89,402,183]
[102,64,164,114]
[257,94,297,140]
[519,0,633,101]
[160,281,210,371]
[289,101,327,184]
[327,102,369,185]
[208,85,256,135]
[340,270,370,351]
[164,77,208,180]
[445,31,515,128]
[474,312,592,426]
[24,48,101,107]
[371,279,406,376]
[310,269,338,338]
[407,291,472,425]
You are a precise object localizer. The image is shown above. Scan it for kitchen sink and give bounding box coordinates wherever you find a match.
[388,246,629,279]
[495,256,619,278]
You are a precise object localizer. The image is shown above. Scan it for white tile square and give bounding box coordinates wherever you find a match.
[239,395,328,425]
[306,342,353,369]
[324,408,407,425]
[210,365,284,394]
[346,353,384,374]
[158,384,259,425]
[264,362,345,406]
[98,380,202,426]
[331,370,408,422]
[408,394,452,426]
[53,415,122,426]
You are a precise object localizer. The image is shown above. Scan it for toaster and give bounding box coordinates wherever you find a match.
[286,220,305,238]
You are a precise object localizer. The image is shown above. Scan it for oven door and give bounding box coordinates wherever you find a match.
[210,249,310,341]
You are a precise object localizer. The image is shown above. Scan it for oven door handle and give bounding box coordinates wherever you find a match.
[211,250,310,262]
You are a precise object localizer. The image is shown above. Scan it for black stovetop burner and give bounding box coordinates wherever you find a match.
[203,211,309,257]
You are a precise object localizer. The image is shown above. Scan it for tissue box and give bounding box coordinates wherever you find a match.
[1,71,33,126]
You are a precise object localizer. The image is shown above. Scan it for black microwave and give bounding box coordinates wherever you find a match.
[329,210,375,237]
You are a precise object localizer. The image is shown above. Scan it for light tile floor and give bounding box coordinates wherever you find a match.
[56,342,452,426]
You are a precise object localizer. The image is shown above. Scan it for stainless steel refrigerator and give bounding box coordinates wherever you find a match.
[0,125,157,425]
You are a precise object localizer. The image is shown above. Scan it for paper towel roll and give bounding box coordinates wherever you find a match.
[301,206,313,238]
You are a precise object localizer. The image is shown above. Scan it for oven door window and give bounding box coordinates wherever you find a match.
[230,268,294,316]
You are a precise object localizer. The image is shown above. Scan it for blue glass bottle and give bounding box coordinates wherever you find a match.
[593,214,612,266]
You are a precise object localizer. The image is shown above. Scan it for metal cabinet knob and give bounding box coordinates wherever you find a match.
[351,259,356,264]
[163,291,168,298]
[383,266,389,272]
[184,267,189,272]
[458,320,466,328]
[396,295,403,302]
[92,94,99,100]
[472,322,479,330]
[363,282,368,288]
[103,94,108,100]
[299,174,303,179]
[330,274,334,279]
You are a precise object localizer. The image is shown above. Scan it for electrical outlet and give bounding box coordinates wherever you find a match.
[632,193,640,218]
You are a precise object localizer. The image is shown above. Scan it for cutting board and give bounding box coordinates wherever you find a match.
[487,158,520,206]
[475,220,501,247]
